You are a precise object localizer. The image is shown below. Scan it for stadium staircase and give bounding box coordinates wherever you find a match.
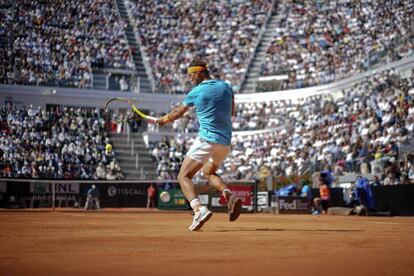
[92,73,108,90]
[114,0,153,93]
[240,14,281,93]
[110,133,158,179]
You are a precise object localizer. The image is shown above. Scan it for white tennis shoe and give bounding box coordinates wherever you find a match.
[188,206,213,231]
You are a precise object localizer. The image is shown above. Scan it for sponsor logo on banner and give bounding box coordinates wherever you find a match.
[107,186,146,197]
[257,192,269,207]
[159,191,171,203]
[219,185,252,206]
[30,183,79,194]
[278,196,310,214]
[158,189,188,209]
[28,195,79,208]
[31,194,78,201]
[0,182,6,193]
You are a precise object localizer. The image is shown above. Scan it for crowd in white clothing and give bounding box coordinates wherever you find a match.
[151,69,414,185]
[0,0,134,88]
[126,0,271,94]
[261,0,414,90]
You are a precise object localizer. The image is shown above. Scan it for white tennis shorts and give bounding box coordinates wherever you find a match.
[186,137,231,165]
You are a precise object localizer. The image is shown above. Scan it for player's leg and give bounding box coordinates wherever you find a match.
[178,156,212,231]
[202,144,230,193]
[320,200,329,214]
[95,198,101,211]
[313,197,321,214]
[179,137,214,231]
[203,145,242,222]
[84,196,90,210]
[177,156,204,204]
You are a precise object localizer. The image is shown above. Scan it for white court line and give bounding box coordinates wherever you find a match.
[58,212,87,217]
[369,221,401,225]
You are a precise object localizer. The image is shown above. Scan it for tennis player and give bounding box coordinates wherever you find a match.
[157,59,241,231]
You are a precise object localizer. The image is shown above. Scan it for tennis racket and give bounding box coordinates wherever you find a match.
[104,97,158,123]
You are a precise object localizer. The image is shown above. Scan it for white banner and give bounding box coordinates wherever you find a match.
[210,197,221,207]
[30,183,79,194]
[199,194,209,205]
[257,192,269,207]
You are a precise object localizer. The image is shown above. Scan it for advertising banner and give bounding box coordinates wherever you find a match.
[276,196,311,214]
[27,182,80,208]
[30,182,79,194]
[101,183,150,207]
[210,184,254,212]
[218,185,252,206]
[1,181,80,208]
[0,182,6,193]
[0,182,6,207]
[257,191,271,211]
[158,189,189,210]
[6,181,36,208]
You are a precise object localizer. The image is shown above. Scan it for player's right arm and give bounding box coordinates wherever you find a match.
[157,105,189,126]
[158,84,199,126]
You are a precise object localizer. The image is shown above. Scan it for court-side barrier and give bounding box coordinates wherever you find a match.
[312,186,414,216]
[0,179,258,212]
[1,179,414,215]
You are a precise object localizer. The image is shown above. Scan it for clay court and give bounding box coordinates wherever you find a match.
[1,210,414,276]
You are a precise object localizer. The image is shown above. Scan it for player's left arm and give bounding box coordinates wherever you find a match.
[157,105,190,126]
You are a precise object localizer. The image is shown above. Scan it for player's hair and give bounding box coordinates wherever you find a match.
[188,59,208,68]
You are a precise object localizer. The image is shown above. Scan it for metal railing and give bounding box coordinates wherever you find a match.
[127,129,145,178]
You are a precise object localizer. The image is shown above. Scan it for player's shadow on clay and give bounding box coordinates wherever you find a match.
[215,228,364,233]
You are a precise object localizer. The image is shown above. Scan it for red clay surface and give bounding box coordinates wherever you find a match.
[1,209,414,276]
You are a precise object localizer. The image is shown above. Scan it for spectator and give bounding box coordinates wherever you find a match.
[150,70,414,193]
[95,162,106,180]
[126,0,271,93]
[120,76,129,91]
[371,175,382,187]
[313,177,330,215]
[261,0,414,90]
[1,0,134,88]
[300,182,313,200]
[353,176,376,213]
[0,104,121,180]
[146,184,156,208]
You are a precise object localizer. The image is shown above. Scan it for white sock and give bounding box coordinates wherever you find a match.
[190,198,201,211]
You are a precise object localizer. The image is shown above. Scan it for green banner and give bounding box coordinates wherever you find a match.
[158,189,189,210]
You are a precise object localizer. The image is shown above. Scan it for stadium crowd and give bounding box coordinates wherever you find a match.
[126,0,272,94]
[262,0,414,90]
[150,69,414,185]
[0,0,134,88]
[1,0,413,95]
[0,104,123,180]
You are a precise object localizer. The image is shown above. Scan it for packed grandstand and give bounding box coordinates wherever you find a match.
[151,70,414,185]
[0,0,414,189]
